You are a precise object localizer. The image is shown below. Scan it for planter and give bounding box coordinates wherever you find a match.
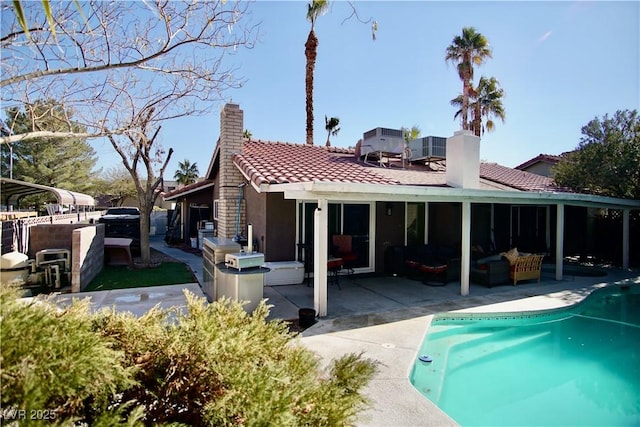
[298,308,316,329]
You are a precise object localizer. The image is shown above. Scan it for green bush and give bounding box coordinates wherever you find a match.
[0,287,140,426]
[1,288,377,426]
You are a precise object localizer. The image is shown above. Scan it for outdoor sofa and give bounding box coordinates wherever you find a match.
[470,254,510,287]
[470,248,545,287]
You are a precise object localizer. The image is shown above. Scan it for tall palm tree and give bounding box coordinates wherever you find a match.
[325,115,340,146]
[174,159,199,186]
[451,76,506,137]
[305,0,328,145]
[445,27,492,131]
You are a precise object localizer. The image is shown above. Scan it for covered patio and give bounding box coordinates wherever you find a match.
[277,180,640,317]
[263,263,639,323]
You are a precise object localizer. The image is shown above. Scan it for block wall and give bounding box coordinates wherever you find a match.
[29,224,86,256]
[29,223,105,292]
[72,224,105,292]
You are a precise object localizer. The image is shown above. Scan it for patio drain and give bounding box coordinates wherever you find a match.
[382,343,395,349]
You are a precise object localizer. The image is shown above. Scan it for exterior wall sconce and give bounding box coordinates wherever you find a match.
[386,202,393,216]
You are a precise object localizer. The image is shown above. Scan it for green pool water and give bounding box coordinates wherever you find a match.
[410,284,640,426]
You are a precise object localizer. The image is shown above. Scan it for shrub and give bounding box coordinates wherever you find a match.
[1,288,377,426]
[0,286,140,425]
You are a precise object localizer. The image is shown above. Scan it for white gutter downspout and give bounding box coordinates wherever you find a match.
[460,200,471,296]
[314,199,329,317]
[555,203,565,280]
[622,208,630,270]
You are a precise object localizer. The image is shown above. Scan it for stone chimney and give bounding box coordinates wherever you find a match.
[217,103,246,239]
[446,130,480,189]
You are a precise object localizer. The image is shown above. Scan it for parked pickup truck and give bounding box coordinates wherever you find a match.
[98,207,141,252]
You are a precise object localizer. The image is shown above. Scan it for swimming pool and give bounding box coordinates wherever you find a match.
[410,284,640,426]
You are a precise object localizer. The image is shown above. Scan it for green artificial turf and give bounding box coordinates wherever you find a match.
[85,262,196,292]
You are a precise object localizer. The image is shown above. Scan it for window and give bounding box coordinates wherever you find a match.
[406,202,426,246]
[213,199,220,220]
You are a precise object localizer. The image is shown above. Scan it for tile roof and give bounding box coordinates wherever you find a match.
[163,179,213,199]
[514,153,565,170]
[480,163,561,192]
[233,140,399,185]
[233,140,564,193]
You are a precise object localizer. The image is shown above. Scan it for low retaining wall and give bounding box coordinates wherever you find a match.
[72,225,105,292]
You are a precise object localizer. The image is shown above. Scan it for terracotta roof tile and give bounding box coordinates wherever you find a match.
[514,153,565,170]
[234,140,399,186]
[480,163,562,191]
[234,140,567,192]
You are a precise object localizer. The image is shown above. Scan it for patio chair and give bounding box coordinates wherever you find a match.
[332,234,358,276]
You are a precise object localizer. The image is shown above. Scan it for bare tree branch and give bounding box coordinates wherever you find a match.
[2,0,258,264]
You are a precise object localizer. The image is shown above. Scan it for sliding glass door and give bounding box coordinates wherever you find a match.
[297,201,373,271]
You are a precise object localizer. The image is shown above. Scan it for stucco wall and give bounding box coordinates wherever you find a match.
[265,193,296,261]
[244,189,296,261]
[374,201,406,272]
[245,184,266,252]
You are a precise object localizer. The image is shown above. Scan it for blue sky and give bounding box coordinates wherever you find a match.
[91,0,640,178]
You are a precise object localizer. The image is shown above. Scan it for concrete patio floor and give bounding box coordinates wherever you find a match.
[55,237,640,426]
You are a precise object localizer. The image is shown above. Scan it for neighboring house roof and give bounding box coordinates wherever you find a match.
[514,153,564,171]
[232,140,560,193]
[480,163,562,192]
[163,179,214,201]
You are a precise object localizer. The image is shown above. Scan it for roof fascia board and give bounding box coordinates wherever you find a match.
[276,181,640,209]
[163,182,215,201]
[205,139,220,179]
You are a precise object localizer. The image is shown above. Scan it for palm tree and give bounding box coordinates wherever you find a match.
[243,129,252,139]
[325,115,340,146]
[451,76,505,137]
[401,126,421,144]
[445,27,492,131]
[305,0,328,145]
[174,159,199,186]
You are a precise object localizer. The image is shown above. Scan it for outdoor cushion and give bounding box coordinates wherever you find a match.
[419,264,447,274]
[476,254,503,265]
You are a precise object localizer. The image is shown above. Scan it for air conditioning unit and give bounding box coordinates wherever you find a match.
[360,127,406,156]
[408,136,447,161]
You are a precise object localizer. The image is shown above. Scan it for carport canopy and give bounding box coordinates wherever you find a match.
[0,177,95,207]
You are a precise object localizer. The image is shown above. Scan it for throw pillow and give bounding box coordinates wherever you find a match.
[503,247,519,265]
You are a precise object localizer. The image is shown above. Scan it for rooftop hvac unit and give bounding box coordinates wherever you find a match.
[359,127,409,167]
[360,127,405,156]
[408,136,447,161]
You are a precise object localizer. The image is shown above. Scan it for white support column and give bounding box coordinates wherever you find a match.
[460,201,471,296]
[555,203,564,281]
[622,209,630,270]
[313,199,329,317]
